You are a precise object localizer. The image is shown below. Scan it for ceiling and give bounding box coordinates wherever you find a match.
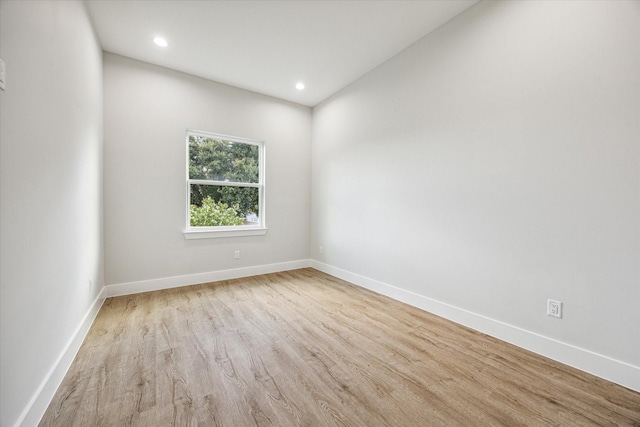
[86,0,479,107]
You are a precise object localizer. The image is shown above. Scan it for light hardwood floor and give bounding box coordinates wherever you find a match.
[40,268,640,426]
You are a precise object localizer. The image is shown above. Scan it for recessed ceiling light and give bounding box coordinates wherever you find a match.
[295,82,305,90]
[153,37,168,47]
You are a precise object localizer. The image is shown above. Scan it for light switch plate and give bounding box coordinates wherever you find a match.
[0,58,5,90]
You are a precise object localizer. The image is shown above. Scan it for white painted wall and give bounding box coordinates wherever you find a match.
[103,54,311,287]
[0,1,104,426]
[312,0,639,387]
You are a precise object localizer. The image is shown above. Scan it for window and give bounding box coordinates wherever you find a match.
[184,130,266,239]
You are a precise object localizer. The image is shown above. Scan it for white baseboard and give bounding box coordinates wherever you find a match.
[311,260,640,393]
[18,288,106,427]
[105,259,312,298]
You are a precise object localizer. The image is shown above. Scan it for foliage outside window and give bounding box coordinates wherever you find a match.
[186,131,265,234]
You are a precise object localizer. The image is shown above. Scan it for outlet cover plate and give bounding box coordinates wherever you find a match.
[547,299,562,318]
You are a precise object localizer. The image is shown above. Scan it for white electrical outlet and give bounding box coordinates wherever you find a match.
[547,299,562,318]
[234,250,240,260]
[319,246,324,254]
[89,277,94,292]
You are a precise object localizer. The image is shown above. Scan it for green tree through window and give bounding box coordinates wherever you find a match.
[188,132,263,228]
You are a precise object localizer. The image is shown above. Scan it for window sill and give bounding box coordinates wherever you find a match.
[183,226,267,239]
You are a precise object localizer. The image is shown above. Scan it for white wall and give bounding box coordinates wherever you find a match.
[0,1,104,426]
[312,0,640,389]
[103,54,311,288]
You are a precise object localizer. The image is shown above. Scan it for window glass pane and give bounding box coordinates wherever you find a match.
[189,135,259,183]
[190,184,260,227]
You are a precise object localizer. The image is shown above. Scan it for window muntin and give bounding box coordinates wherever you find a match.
[186,131,264,233]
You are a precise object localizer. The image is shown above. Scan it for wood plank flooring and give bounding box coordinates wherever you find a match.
[40,268,640,426]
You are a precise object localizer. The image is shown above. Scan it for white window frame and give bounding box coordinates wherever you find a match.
[183,130,267,239]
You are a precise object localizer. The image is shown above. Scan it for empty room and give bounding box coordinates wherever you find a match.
[1,0,639,426]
